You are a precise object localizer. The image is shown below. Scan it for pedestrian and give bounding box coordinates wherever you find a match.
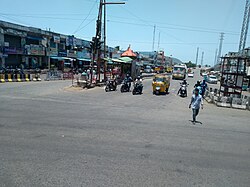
[201,79,208,98]
[189,88,203,123]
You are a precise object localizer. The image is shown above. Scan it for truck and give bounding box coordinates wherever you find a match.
[172,64,187,80]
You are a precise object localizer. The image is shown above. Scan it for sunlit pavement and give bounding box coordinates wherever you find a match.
[0,71,249,187]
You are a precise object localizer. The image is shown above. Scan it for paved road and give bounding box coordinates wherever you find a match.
[0,72,250,187]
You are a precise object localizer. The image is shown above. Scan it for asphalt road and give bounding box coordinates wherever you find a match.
[0,72,250,187]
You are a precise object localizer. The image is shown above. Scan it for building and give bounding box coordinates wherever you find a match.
[0,20,102,70]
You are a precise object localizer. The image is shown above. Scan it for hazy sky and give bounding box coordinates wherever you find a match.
[0,0,247,65]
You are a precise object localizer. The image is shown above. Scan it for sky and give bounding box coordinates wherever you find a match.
[0,0,248,65]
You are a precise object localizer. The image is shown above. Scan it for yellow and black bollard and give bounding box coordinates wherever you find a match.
[25,74,30,81]
[17,74,22,82]
[0,74,5,83]
[6,73,12,82]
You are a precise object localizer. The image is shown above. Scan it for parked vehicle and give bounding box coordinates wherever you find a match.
[105,79,117,92]
[207,75,218,84]
[152,74,170,95]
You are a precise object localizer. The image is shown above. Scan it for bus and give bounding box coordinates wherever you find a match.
[172,64,187,80]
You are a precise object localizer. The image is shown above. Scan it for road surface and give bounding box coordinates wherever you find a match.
[0,72,249,187]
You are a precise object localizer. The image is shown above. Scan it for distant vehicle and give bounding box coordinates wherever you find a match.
[172,64,187,80]
[207,75,218,84]
[187,72,194,78]
[144,66,153,73]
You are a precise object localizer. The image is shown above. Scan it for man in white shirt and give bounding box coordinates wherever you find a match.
[189,88,203,123]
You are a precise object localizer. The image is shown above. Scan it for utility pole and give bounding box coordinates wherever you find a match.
[152,25,156,52]
[216,33,224,65]
[239,0,250,55]
[195,47,199,67]
[91,0,125,84]
[201,51,204,67]
[157,31,160,51]
[214,48,218,67]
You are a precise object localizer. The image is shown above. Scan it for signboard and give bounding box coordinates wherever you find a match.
[67,50,77,58]
[25,45,45,56]
[53,36,60,43]
[247,66,250,76]
[58,50,67,57]
[4,46,23,54]
[49,47,58,56]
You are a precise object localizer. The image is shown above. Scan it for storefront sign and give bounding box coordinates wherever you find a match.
[4,46,23,54]
[67,50,77,58]
[58,50,67,57]
[49,47,58,56]
[25,45,45,56]
[53,36,60,43]
[5,28,27,37]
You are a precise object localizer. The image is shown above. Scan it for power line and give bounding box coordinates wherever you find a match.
[73,1,97,34]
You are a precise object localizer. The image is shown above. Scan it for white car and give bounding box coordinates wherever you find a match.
[187,72,194,78]
[208,75,218,84]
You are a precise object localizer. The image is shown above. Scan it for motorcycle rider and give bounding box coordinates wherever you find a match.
[124,73,133,91]
[177,79,188,95]
[134,75,143,93]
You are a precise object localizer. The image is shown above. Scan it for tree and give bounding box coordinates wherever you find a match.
[185,61,196,68]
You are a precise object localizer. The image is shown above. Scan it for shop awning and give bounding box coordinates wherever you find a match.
[50,56,75,61]
[77,58,91,62]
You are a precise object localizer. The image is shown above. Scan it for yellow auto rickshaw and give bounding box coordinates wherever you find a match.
[152,74,170,95]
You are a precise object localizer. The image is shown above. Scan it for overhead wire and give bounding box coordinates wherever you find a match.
[73,1,98,34]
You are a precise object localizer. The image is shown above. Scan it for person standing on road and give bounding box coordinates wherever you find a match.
[189,88,203,123]
[201,79,208,98]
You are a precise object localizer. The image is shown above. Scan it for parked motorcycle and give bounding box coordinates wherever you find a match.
[105,79,117,92]
[132,82,143,95]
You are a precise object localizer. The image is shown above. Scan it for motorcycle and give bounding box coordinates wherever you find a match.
[132,82,143,95]
[178,83,188,97]
[120,80,131,93]
[105,79,117,92]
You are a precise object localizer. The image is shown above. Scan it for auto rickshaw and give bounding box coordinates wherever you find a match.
[152,74,170,95]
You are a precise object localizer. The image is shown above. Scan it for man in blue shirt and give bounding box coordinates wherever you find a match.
[189,88,203,123]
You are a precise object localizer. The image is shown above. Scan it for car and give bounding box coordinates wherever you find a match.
[207,75,218,84]
[187,72,194,78]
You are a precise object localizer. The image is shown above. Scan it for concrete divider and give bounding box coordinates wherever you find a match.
[232,98,247,110]
[216,96,231,108]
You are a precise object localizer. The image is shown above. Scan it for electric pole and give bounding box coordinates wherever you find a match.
[195,47,199,67]
[157,31,160,51]
[152,25,156,52]
[239,0,250,55]
[201,51,204,67]
[214,48,218,67]
[217,33,224,65]
[91,0,125,83]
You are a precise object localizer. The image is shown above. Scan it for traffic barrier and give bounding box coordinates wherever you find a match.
[0,74,5,83]
[12,74,17,82]
[216,96,231,108]
[45,70,63,81]
[231,97,247,110]
[16,74,22,82]
[5,74,12,82]
[32,74,41,81]
[25,74,31,81]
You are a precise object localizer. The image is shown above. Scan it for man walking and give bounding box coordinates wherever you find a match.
[189,88,203,123]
